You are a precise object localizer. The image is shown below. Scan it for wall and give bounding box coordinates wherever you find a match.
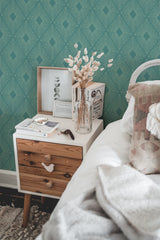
[1,0,160,171]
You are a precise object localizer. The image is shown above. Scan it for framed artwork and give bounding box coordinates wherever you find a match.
[37,67,72,116]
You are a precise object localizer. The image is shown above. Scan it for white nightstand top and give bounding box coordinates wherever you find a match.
[13,114,103,156]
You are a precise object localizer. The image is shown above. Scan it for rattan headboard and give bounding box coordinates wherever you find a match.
[126,59,160,102]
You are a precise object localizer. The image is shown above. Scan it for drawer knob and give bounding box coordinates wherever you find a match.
[41,162,55,172]
[44,154,51,161]
[46,180,53,188]
[24,151,31,156]
[64,173,71,179]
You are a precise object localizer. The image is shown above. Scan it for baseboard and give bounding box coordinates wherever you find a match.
[0,170,17,189]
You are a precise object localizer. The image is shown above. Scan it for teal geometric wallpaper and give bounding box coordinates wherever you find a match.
[1,0,160,171]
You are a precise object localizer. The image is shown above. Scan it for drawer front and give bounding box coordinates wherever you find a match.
[19,165,74,181]
[20,173,67,197]
[17,151,82,181]
[17,139,83,159]
[18,151,81,170]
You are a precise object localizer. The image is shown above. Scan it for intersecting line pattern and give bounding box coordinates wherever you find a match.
[1,0,160,170]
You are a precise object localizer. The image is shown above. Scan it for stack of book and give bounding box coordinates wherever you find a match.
[15,118,59,137]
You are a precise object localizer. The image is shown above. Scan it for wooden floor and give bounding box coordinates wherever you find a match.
[0,186,59,213]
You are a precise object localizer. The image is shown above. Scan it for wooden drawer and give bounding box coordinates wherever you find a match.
[20,173,67,197]
[17,150,82,181]
[18,151,82,181]
[17,138,83,159]
[18,151,81,169]
[17,138,83,197]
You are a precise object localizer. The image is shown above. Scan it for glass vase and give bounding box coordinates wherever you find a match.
[75,88,92,134]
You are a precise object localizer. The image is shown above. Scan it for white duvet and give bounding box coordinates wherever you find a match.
[36,120,160,240]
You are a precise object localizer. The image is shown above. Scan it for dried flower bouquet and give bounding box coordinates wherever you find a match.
[64,43,113,89]
[64,43,113,133]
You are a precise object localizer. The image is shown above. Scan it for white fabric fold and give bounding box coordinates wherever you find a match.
[41,164,160,240]
[97,164,160,239]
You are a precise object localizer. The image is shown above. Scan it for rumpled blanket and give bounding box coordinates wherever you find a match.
[42,164,160,240]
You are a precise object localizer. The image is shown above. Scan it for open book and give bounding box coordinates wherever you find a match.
[15,118,59,137]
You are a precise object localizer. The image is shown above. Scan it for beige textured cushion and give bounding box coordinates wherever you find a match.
[128,82,160,174]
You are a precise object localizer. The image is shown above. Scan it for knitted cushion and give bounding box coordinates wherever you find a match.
[128,82,160,174]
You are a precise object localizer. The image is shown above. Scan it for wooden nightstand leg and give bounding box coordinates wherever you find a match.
[41,196,45,204]
[22,193,31,227]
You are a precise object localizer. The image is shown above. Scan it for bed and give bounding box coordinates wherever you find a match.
[36,60,160,240]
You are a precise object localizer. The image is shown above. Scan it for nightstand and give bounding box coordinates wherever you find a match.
[13,114,103,226]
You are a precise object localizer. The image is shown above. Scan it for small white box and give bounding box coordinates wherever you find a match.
[53,100,72,118]
[72,82,105,120]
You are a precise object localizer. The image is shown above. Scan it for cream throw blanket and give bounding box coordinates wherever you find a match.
[42,164,160,240]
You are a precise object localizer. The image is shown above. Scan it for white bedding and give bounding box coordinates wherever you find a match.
[53,119,131,210]
[36,120,160,240]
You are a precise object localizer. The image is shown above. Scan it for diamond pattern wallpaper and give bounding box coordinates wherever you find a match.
[1,0,160,171]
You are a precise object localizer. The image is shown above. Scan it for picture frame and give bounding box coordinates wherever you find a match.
[37,67,72,116]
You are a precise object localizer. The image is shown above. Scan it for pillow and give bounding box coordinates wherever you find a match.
[121,81,160,136]
[120,96,134,135]
[128,82,160,174]
[146,102,160,138]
